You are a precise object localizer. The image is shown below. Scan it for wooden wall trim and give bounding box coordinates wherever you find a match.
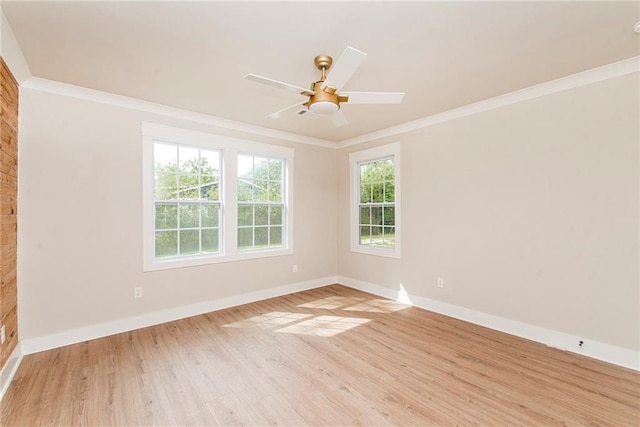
[0,56,19,372]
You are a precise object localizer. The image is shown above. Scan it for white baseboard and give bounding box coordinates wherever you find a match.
[17,275,639,372]
[22,276,339,355]
[338,276,640,371]
[0,344,23,401]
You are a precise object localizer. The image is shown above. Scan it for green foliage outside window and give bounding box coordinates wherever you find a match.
[154,143,221,258]
[359,158,395,248]
[238,155,285,250]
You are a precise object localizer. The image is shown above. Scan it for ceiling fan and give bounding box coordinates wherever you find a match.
[244,46,405,127]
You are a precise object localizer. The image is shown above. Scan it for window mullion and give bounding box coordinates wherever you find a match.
[224,148,238,256]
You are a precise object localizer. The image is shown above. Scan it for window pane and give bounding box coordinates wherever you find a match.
[269,159,283,181]
[269,182,282,202]
[269,205,283,225]
[359,226,371,245]
[255,205,268,226]
[371,206,383,226]
[179,146,199,174]
[201,204,219,227]
[371,226,383,246]
[200,150,220,176]
[375,161,387,180]
[179,230,200,255]
[383,206,395,226]
[270,226,282,246]
[253,157,269,180]
[384,182,395,203]
[360,184,371,203]
[238,227,253,249]
[155,204,177,229]
[238,205,254,226]
[371,182,384,203]
[254,180,269,202]
[238,179,254,202]
[386,226,395,239]
[359,206,371,225]
[383,159,394,180]
[155,231,177,258]
[154,143,177,170]
[201,181,219,201]
[238,155,254,178]
[179,174,200,200]
[383,226,395,247]
[360,163,372,184]
[255,227,268,247]
[202,229,219,253]
[155,173,178,200]
[179,203,199,228]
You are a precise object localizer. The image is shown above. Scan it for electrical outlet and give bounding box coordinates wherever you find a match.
[437,277,444,288]
[293,264,298,273]
[134,287,143,299]
[0,325,5,344]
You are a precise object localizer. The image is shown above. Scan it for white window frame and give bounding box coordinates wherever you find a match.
[236,154,287,252]
[143,123,294,271]
[349,142,401,259]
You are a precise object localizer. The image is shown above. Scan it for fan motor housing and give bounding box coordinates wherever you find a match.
[308,81,340,112]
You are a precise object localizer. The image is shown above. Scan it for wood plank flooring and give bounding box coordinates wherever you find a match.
[2,284,639,426]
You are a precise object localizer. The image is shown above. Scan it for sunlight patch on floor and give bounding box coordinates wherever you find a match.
[343,299,409,313]
[298,296,409,313]
[222,311,312,329]
[276,316,371,337]
[297,296,367,310]
[223,312,371,337]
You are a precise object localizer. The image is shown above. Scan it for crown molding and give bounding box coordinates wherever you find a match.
[20,77,335,149]
[21,56,639,150]
[336,56,640,149]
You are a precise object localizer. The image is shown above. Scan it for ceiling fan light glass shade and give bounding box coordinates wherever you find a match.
[308,100,339,115]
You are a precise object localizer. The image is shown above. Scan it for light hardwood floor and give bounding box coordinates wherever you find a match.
[2,284,639,426]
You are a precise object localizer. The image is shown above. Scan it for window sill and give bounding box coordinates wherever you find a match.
[350,245,400,259]
[143,247,293,272]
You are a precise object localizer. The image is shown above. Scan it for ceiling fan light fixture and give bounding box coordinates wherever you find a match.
[308,100,339,115]
[245,46,404,125]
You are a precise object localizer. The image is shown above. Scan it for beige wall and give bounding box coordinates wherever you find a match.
[15,56,639,355]
[338,73,639,351]
[17,88,337,340]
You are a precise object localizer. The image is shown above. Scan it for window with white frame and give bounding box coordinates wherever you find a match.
[153,143,221,258]
[143,124,294,271]
[349,143,401,258]
[237,155,285,251]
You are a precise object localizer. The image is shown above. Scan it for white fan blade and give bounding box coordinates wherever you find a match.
[331,110,349,127]
[244,74,315,96]
[265,102,308,119]
[322,46,367,91]
[340,91,405,104]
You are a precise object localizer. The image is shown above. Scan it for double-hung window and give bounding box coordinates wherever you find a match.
[143,124,293,271]
[349,143,401,258]
[237,155,285,250]
[153,143,221,258]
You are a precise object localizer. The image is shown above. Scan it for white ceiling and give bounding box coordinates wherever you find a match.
[3,1,639,142]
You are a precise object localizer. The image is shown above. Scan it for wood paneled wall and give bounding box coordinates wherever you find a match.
[0,57,19,370]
